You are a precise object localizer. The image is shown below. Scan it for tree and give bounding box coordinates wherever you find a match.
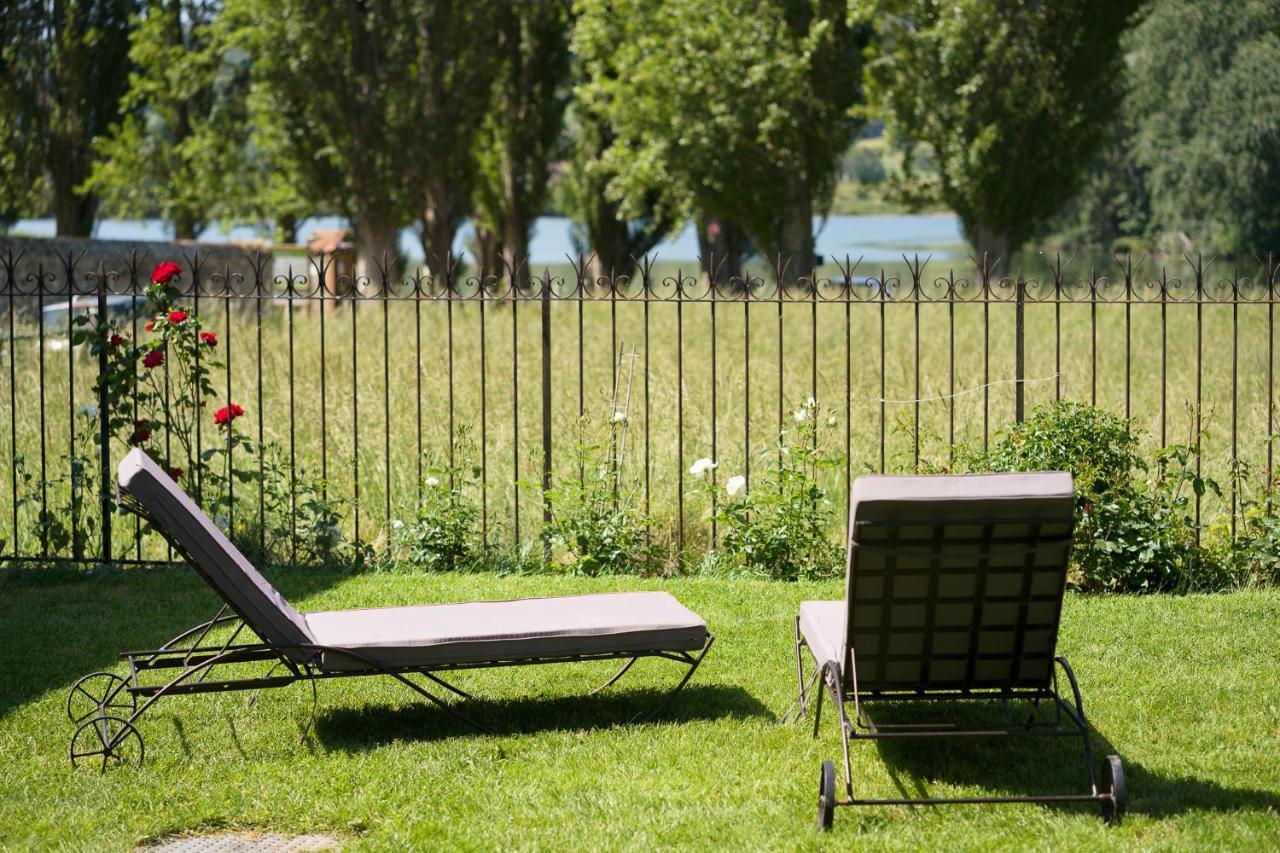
[868,0,1145,271]
[227,0,500,276]
[1,0,136,236]
[472,1,572,275]
[575,0,869,279]
[1126,0,1280,255]
[86,0,251,240]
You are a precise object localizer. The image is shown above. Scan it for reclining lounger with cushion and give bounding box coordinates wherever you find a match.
[65,449,712,769]
[783,472,1125,828]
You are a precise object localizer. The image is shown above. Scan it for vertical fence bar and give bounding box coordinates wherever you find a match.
[415,272,423,506]
[913,266,921,464]
[1269,254,1276,509]
[642,263,651,541]
[223,265,234,530]
[66,254,77,559]
[512,279,520,545]
[777,278,784,439]
[1160,266,1167,448]
[255,260,265,556]
[287,268,297,565]
[710,269,718,543]
[1015,270,1025,423]
[1231,266,1239,536]
[36,261,47,556]
[1194,255,1203,541]
[351,277,360,543]
[476,268,483,540]
[1124,254,1132,421]
[610,270,618,508]
[382,269,391,529]
[1091,267,1098,407]
[577,269,585,486]
[6,256,17,555]
[843,266,851,512]
[879,268,886,473]
[96,262,112,564]
[982,262,990,451]
[318,259,328,497]
[1054,264,1062,402]
[744,279,751,490]
[676,270,685,555]
[948,270,955,463]
[541,269,553,558]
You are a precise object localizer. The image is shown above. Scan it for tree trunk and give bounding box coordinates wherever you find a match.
[355,213,399,284]
[472,225,503,279]
[50,150,96,237]
[423,181,462,273]
[972,224,1012,280]
[173,210,197,241]
[586,204,629,282]
[778,171,815,280]
[696,215,744,284]
[277,213,299,245]
[502,207,529,282]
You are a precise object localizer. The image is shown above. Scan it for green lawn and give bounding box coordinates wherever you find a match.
[2,568,1278,850]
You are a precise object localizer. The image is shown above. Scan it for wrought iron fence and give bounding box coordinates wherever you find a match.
[1,247,1277,567]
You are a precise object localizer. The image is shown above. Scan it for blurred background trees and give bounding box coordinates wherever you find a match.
[1,0,1277,264]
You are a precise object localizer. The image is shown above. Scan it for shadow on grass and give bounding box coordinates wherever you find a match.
[811,699,1280,820]
[0,565,345,720]
[314,684,770,750]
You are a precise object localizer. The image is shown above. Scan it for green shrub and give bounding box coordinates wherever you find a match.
[958,401,1228,593]
[544,417,658,576]
[710,398,844,581]
[394,433,483,571]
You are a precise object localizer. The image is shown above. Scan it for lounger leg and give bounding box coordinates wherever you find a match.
[781,618,821,725]
[1054,656,1100,795]
[634,635,715,723]
[422,672,475,701]
[590,657,639,696]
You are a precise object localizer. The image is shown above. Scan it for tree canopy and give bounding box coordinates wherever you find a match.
[868,0,1145,269]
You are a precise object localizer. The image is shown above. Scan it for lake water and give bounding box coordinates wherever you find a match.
[9,213,965,264]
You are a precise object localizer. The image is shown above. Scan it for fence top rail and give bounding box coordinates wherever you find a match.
[0,246,1277,304]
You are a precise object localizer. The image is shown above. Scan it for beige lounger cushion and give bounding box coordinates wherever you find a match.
[118,448,316,649]
[800,471,1075,691]
[307,591,708,671]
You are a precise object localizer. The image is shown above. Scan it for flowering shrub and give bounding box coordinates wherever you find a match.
[706,398,844,580]
[390,427,483,571]
[544,415,658,575]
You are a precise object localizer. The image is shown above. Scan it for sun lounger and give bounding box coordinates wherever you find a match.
[65,448,712,769]
[782,472,1125,828]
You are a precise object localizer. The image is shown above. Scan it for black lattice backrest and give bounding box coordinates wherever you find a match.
[844,472,1075,693]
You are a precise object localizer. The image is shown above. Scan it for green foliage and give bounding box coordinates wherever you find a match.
[710,399,843,581]
[574,0,870,268]
[0,0,136,234]
[544,417,658,576]
[868,0,1144,265]
[1126,0,1280,255]
[394,432,483,572]
[85,0,254,239]
[958,401,1231,593]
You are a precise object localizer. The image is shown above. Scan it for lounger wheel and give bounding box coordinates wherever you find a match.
[70,715,145,772]
[1099,754,1126,824]
[818,759,836,830]
[66,672,136,724]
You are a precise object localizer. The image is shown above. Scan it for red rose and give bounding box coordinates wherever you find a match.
[213,403,245,427]
[151,262,182,285]
[199,331,217,347]
[142,349,165,369]
[167,466,183,481]
[108,333,124,348]
[130,419,152,445]
[167,310,188,324]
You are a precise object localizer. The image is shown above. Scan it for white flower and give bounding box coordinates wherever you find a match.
[214,514,229,531]
[793,407,808,423]
[689,457,717,479]
[725,474,747,498]
[826,415,838,427]
[76,404,98,419]
[391,519,404,530]
[804,396,816,408]
[426,476,440,488]
[324,522,342,545]
[612,410,627,423]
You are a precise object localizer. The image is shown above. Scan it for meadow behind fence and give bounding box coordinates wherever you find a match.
[2,248,1279,571]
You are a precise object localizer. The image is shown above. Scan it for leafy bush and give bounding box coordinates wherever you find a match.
[394,430,482,571]
[958,401,1228,593]
[544,417,657,576]
[709,398,844,581]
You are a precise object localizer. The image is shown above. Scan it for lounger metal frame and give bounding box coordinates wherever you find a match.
[782,511,1125,828]
[66,492,713,771]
